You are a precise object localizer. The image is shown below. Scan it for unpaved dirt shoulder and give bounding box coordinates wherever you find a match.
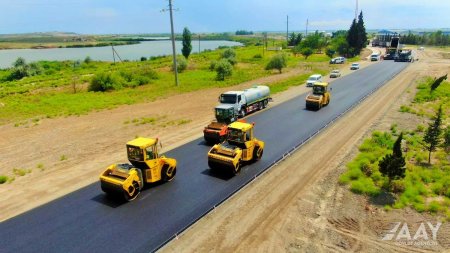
[160,49,450,252]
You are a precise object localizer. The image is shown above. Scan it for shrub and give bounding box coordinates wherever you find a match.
[0,175,8,184]
[428,201,441,213]
[84,56,92,64]
[391,180,406,193]
[221,48,236,59]
[172,57,188,72]
[215,59,233,81]
[89,72,124,92]
[266,53,287,73]
[209,60,217,71]
[140,57,147,61]
[253,54,263,59]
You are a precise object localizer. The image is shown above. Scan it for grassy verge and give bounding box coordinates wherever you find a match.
[340,76,450,220]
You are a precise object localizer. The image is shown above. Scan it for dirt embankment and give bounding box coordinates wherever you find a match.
[160,49,450,252]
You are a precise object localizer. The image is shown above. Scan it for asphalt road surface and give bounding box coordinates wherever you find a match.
[0,61,409,253]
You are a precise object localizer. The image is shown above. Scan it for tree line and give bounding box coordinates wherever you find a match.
[400,31,449,46]
[287,11,368,59]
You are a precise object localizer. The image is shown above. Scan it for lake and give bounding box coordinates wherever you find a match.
[0,40,242,69]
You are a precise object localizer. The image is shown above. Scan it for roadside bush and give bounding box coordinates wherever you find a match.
[140,57,147,61]
[0,175,8,184]
[84,56,92,64]
[221,48,237,66]
[215,59,233,81]
[266,53,287,73]
[89,72,124,92]
[172,57,188,73]
[209,60,217,71]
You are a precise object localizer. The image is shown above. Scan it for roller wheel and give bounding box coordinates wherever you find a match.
[162,165,176,182]
[232,161,241,175]
[124,181,140,202]
[253,147,263,161]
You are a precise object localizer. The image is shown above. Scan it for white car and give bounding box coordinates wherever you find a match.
[306,74,323,87]
[329,70,341,78]
[330,56,346,64]
[350,63,360,70]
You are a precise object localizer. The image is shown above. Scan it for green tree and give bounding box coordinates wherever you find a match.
[221,48,237,65]
[265,53,287,73]
[430,74,447,92]
[379,133,406,188]
[288,32,297,46]
[215,59,233,80]
[182,27,192,59]
[346,19,359,56]
[84,56,92,64]
[301,47,313,59]
[424,106,443,163]
[357,11,368,51]
[326,47,335,59]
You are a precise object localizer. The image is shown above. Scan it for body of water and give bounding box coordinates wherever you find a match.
[0,40,242,69]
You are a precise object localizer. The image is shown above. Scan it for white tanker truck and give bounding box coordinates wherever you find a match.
[218,85,271,117]
[203,85,271,143]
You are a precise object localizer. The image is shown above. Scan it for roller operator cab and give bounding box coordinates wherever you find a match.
[99,137,177,201]
[305,82,331,110]
[203,104,237,144]
[207,121,264,175]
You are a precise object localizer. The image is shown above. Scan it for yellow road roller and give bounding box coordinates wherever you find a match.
[99,137,177,201]
[305,82,331,110]
[207,121,264,175]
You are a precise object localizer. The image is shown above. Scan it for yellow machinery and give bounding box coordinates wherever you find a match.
[305,82,331,110]
[99,137,177,201]
[207,121,264,175]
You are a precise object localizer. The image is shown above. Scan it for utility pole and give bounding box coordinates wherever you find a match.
[286,15,289,44]
[198,34,201,53]
[164,0,179,86]
[305,18,309,36]
[355,0,359,20]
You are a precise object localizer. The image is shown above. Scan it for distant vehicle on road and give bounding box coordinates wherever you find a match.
[329,70,341,78]
[306,74,323,87]
[370,52,381,61]
[330,56,346,64]
[350,63,360,70]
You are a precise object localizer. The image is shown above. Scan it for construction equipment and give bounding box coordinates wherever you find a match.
[395,49,413,62]
[384,37,399,60]
[207,121,264,175]
[219,85,270,118]
[99,137,177,201]
[305,82,331,110]
[203,104,237,144]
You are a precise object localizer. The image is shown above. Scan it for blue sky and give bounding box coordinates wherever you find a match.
[0,0,448,34]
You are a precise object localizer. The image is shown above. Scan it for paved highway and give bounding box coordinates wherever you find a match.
[0,61,409,253]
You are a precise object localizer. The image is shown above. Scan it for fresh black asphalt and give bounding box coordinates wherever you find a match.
[0,61,409,253]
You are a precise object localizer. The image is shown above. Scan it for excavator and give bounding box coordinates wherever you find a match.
[99,137,177,201]
[207,121,264,175]
[305,82,331,110]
